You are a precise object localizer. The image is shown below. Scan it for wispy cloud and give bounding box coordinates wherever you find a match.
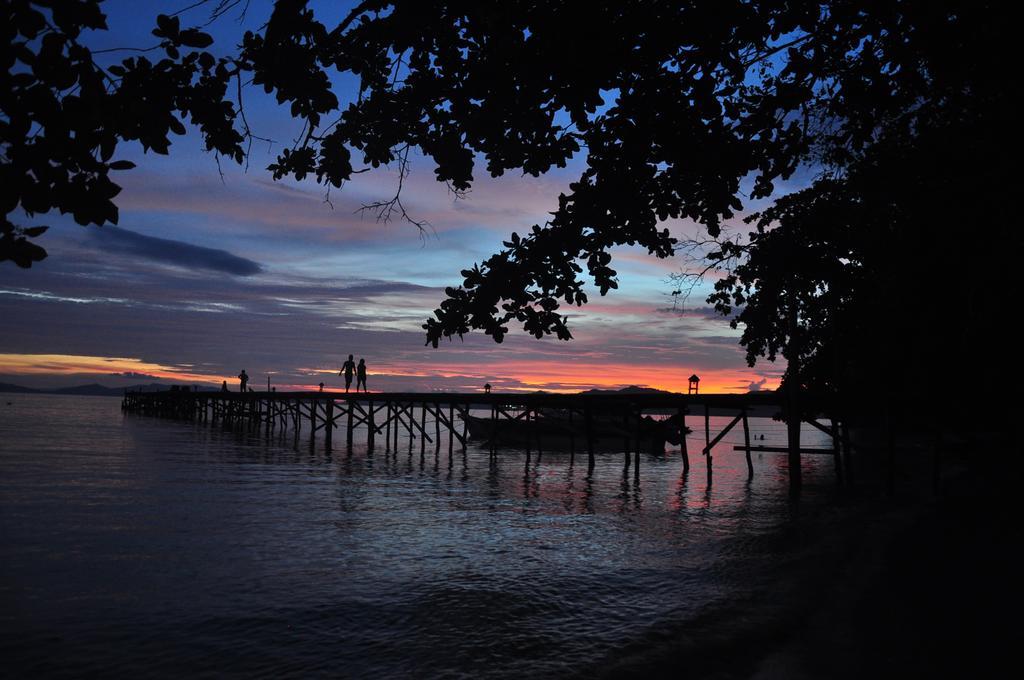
[87,226,263,276]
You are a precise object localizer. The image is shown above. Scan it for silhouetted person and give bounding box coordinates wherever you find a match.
[319,382,325,392]
[340,354,356,392]
[484,383,491,394]
[221,380,228,392]
[356,358,367,393]
[238,370,248,392]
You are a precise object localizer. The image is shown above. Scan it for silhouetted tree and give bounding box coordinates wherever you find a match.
[692,6,1011,419]
[2,0,244,266]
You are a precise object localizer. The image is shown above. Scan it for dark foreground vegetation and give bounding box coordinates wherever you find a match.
[591,434,1020,679]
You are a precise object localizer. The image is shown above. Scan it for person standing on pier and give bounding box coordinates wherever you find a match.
[238,370,249,392]
[356,358,367,393]
[340,355,356,393]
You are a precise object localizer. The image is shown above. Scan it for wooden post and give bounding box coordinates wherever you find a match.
[525,409,532,456]
[704,402,712,485]
[489,404,496,455]
[679,406,690,473]
[633,406,641,455]
[569,409,576,463]
[741,407,753,480]
[402,403,411,451]
[633,407,640,480]
[367,401,376,450]
[420,403,426,455]
[391,402,398,449]
[387,401,395,448]
[448,404,454,457]
[325,399,334,448]
[704,403,710,453]
[347,398,355,449]
[385,401,393,448]
[291,400,298,446]
[586,405,595,471]
[395,402,402,450]
[461,403,468,452]
[309,398,317,444]
[535,408,543,458]
[435,404,441,452]
[622,411,630,469]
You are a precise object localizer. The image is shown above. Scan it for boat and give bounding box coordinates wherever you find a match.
[460,409,689,453]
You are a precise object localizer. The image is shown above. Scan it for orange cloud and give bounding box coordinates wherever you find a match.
[0,354,227,385]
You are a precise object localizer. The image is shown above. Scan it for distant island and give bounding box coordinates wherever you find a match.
[581,386,675,396]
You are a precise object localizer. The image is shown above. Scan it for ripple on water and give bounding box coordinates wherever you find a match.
[0,394,839,678]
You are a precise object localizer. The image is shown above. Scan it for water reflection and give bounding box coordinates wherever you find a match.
[1,396,841,679]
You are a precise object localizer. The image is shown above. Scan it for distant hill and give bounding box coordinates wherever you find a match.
[581,385,778,396]
[0,382,217,397]
[580,385,674,396]
[0,382,39,393]
[51,383,138,397]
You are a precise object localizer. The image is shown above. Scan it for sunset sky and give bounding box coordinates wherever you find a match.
[0,0,792,394]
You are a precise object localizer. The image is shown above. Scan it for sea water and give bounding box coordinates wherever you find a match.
[0,394,839,678]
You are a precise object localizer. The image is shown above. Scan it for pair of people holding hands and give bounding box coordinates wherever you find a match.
[339,355,367,393]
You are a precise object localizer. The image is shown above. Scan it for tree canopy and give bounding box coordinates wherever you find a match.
[2,1,1014,405]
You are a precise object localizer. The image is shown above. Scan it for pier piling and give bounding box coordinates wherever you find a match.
[120,389,843,491]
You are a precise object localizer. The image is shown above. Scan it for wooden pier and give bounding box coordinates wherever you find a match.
[122,388,850,488]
